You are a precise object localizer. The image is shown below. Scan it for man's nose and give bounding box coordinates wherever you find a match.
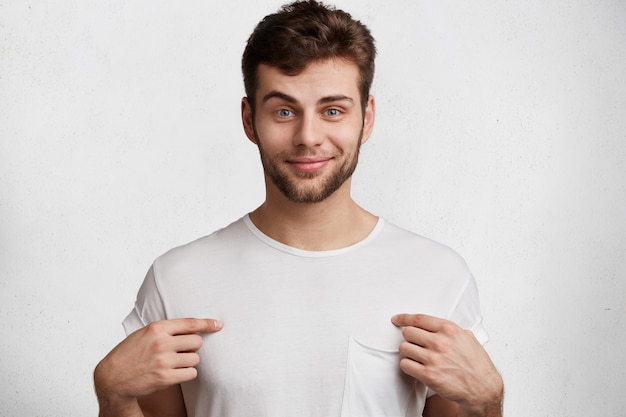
[293,113,324,147]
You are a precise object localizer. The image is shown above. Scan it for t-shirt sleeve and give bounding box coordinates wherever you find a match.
[449,273,489,345]
[427,273,489,398]
[122,265,167,336]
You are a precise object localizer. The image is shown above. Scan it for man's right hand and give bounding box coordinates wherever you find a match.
[94,318,223,415]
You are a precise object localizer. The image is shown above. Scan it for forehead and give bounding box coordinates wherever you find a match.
[255,59,361,103]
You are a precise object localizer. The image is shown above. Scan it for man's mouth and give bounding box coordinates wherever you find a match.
[286,156,332,173]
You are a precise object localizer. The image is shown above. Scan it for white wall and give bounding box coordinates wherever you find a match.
[1,1,625,415]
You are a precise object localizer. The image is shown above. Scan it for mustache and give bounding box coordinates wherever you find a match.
[283,149,338,159]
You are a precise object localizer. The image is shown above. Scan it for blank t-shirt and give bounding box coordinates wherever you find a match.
[123,215,488,417]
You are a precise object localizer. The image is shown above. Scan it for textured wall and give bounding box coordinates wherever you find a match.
[1,1,625,415]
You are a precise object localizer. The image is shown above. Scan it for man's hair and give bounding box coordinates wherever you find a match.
[242,0,376,113]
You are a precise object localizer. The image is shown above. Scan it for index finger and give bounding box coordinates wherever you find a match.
[165,318,223,335]
[391,314,444,332]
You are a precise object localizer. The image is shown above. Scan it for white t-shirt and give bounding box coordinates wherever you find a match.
[123,215,488,417]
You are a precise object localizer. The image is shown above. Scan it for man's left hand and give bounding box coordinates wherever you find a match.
[391,314,503,417]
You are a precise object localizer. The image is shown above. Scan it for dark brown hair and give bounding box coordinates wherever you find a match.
[242,0,376,113]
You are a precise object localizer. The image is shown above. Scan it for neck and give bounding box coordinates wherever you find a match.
[249,178,378,251]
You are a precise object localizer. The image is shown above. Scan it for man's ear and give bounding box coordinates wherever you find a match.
[241,97,257,144]
[360,95,376,145]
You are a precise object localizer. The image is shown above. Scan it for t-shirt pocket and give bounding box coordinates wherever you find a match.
[340,336,427,416]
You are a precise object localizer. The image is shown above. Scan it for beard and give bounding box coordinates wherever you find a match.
[255,130,363,204]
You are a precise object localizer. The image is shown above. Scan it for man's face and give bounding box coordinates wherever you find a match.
[242,59,375,203]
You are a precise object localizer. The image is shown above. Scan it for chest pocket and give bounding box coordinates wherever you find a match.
[340,336,428,416]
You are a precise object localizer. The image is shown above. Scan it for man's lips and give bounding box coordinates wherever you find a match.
[287,156,332,173]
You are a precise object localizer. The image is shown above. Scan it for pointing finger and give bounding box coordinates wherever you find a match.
[391,314,443,332]
[178,318,223,334]
[152,318,223,336]
[192,318,223,333]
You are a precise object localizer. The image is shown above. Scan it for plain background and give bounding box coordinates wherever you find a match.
[1,1,625,416]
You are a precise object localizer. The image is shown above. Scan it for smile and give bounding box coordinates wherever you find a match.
[287,157,332,173]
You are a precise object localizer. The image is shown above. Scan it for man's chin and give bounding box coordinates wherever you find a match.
[281,187,332,204]
[273,179,338,204]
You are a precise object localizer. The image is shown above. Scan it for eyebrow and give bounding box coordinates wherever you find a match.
[319,95,354,105]
[262,91,296,104]
[262,90,354,106]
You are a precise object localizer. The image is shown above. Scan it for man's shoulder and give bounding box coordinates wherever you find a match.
[152,215,248,269]
[377,220,469,271]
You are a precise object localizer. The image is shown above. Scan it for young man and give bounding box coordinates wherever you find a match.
[94,1,504,416]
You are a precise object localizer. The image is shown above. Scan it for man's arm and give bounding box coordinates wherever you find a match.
[423,394,459,417]
[392,314,503,417]
[94,318,223,417]
[95,381,186,417]
[137,385,188,417]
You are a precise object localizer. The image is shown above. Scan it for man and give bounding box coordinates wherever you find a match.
[94,1,504,416]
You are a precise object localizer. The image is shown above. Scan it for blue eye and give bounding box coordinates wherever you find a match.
[326,108,341,117]
[278,109,293,117]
